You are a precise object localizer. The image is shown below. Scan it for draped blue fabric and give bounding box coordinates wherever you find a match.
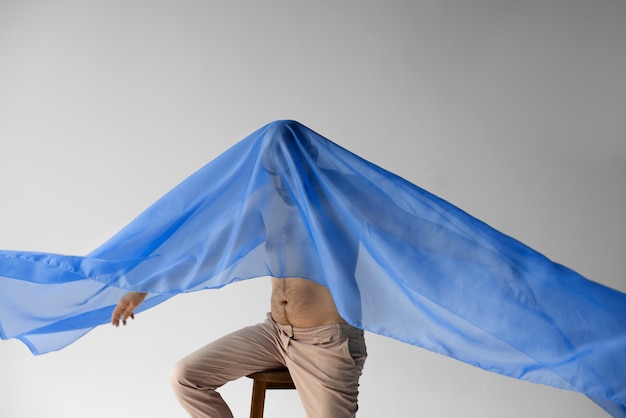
[1,120,624,415]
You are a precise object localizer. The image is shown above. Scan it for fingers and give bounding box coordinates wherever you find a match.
[111,292,146,327]
[122,310,135,326]
[111,303,136,327]
[111,304,123,327]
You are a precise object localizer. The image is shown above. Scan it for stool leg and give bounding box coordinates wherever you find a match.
[250,380,268,418]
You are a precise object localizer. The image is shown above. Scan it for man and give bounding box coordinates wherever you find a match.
[112,279,366,417]
[111,121,367,417]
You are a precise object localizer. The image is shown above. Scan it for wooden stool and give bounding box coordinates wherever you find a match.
[247,369,296,418]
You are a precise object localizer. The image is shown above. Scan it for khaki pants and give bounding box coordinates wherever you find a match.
[170,314,367,417]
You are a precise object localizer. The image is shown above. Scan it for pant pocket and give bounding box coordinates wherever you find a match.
[347,334,367,370]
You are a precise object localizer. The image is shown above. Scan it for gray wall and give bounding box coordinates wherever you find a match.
[1,1,624,417]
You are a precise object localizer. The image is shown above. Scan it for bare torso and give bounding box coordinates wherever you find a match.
[260,172,346,328]
[271,277,345,327]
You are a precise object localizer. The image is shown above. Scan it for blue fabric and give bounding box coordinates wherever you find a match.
[1,120,625,415]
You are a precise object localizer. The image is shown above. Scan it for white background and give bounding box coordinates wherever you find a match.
[1,1,624,417]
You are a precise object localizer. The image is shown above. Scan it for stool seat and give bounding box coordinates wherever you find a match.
[247,368,296,417]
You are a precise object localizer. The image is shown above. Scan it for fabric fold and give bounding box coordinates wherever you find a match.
[1,120,624,416]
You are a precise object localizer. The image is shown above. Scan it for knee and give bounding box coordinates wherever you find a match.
[169,357,225,393]
[170,359,195,392]
[169,360,184,390]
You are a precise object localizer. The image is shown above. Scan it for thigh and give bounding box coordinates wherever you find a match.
[174,318,286,387]
[287,326,367,417]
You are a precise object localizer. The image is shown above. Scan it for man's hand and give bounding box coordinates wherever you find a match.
[112,292,148,327]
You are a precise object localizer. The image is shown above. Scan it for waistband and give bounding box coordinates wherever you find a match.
[266,312,362,342]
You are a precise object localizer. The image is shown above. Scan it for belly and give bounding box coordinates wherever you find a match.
[270,277,345,327]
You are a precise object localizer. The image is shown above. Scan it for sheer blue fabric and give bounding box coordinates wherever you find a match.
[1,120,624,415]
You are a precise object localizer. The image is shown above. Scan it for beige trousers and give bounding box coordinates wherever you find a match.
[170,314,367,418]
